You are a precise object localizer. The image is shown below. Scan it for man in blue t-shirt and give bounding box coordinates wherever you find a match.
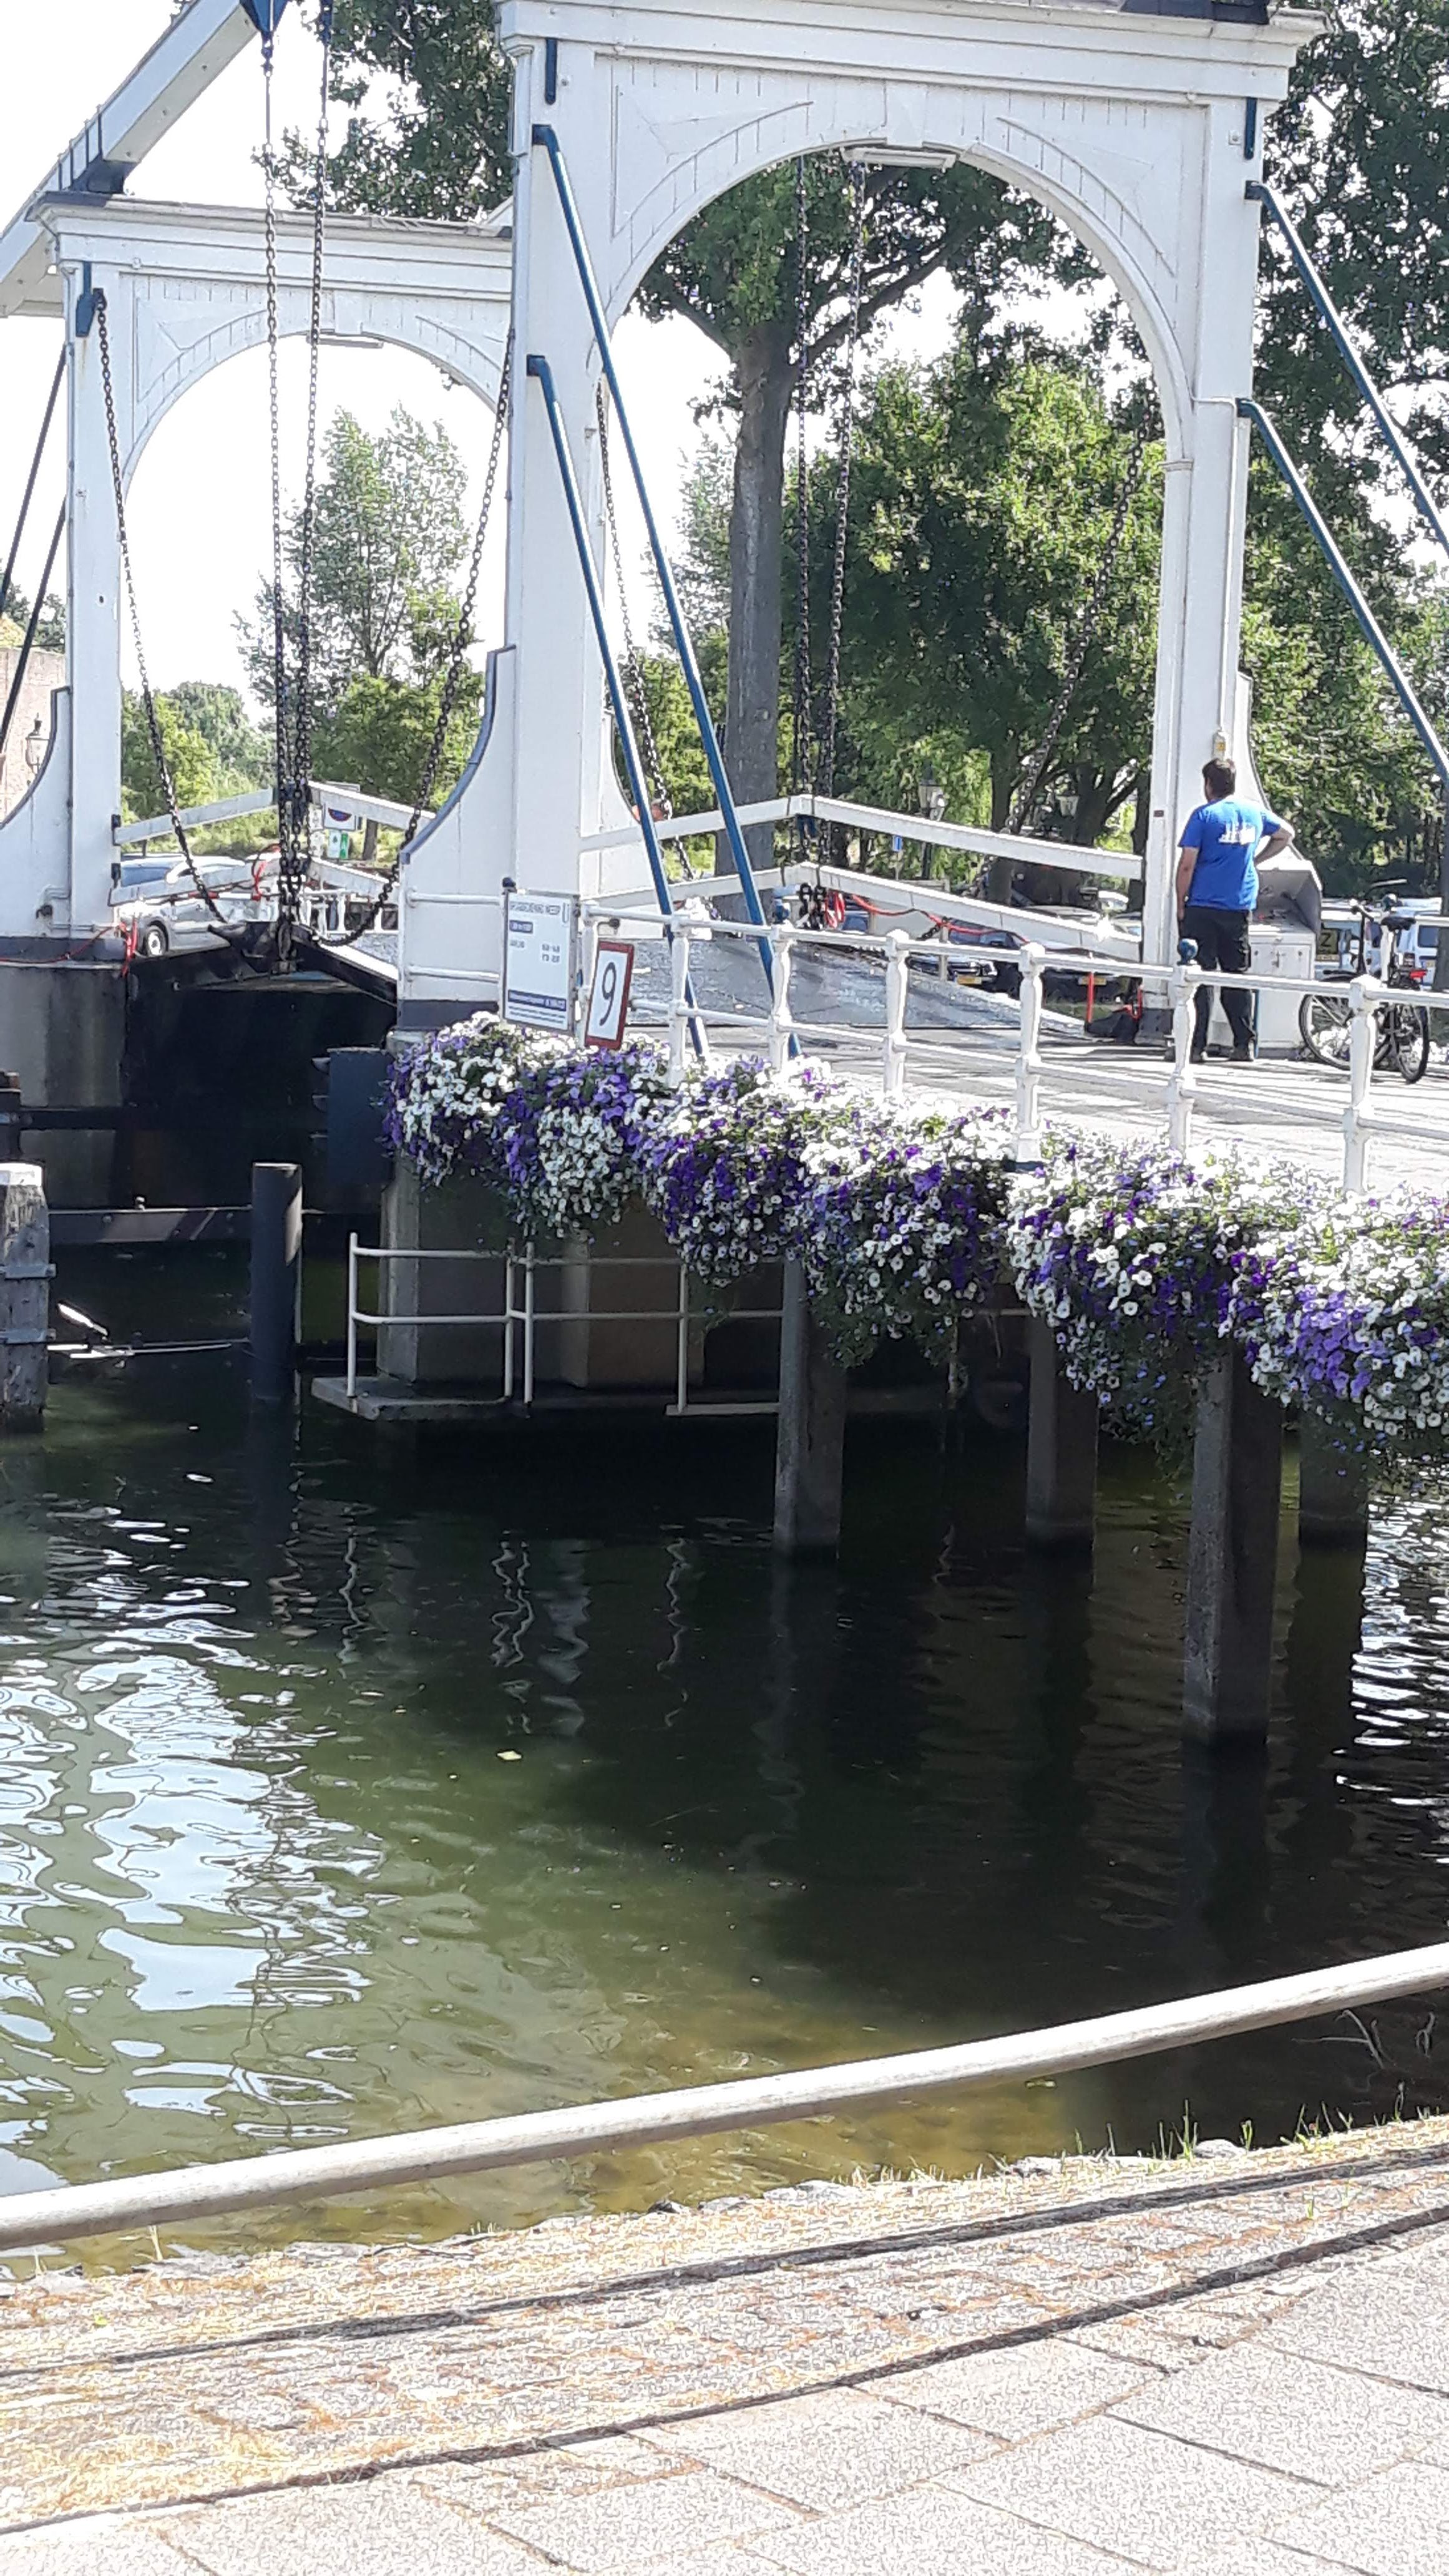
[1176,758,1294,1061]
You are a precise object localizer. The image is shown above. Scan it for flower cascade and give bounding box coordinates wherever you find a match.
[638,1057,852,1287]
[800,1093,1015,1365]
[1231,1193,1449,1453]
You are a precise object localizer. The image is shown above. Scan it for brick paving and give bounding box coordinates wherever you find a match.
[2,2121,1449,2570]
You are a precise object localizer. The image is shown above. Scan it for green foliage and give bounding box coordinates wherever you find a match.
[240,406,471,710]
[832,347,1161,846]
[120,692,220,824]
[0,588,64,654]
[313,668,484,807]
[163,681,269,791]
[284,1,511,218]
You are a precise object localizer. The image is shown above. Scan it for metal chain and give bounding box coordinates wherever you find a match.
[595,381,671,817]
[312,336,514,950]
[817,161,867,852]
[280,0,336,959]
[790,154,813,838]
[1007,411,1152,836]
[93,293,232,930]
[260,31,295,915]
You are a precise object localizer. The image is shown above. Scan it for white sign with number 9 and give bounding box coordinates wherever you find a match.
[585,940,635,1050]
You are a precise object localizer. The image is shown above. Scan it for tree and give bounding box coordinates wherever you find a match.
[836,346,1162,874]
[164,681,269,791]
[312,668,483,808]
[1,587,64,654]
[239,406,470,710]
[120,692,220,824]
[281,1,510,218]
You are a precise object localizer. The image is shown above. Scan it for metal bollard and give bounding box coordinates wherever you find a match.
[769,922,796,1075]
[1166,942,1201,1156]
[1013,944,1046,1166]
[882,930,910,1096]
[1341,974,1382,1195]
[250,1161,302,1406]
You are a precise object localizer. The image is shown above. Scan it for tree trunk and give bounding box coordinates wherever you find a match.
[720,322,794,907]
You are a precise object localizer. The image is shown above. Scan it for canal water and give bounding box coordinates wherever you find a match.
[2,1251,1448,2262]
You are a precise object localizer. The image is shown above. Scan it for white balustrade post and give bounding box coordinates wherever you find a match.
[882,931,910,1095]
[503,1248,516,1398]
[1342,974,1382,1195]
[1166,957,1201,1156]
[769,922,797,1075]
[522,1241,537,1407]
[668,924,692,1086]
[346,1233,359,1400]
[675,1266,690,1414]
[1013,944,1046,1167]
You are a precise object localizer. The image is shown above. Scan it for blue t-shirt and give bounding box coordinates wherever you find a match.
[1181,797,1283,911]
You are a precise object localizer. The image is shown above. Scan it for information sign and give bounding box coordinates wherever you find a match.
[585,940,635,1050]
[504,892,577,1033]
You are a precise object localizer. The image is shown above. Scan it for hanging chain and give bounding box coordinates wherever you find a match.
[278,0,336,959]
[817,161,867,857]
[93,294,232,930]
[312,337,514,950]
[1008,411,1152,836]
[790,154,813,846]
[595,381,671,817]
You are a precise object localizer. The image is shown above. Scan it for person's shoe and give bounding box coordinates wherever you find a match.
[1189,1046,1206,1064]
[1231,1042,1257,1063]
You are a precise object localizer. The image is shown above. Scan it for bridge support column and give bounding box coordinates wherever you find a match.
[1184,1348,1283,1742]
[1025,1318,1098,1548]
[0,1162,49,1430]
[1298,1415,1370,1547]
[250,1162,301,1407]
[773,1262,846,1558]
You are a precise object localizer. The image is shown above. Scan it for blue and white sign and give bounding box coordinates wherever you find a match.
[504,892,577,1033]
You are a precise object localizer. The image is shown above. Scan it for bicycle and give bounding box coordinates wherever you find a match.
[1298,892,1432,1085]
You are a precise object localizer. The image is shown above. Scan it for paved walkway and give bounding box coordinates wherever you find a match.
[3,2123,1449,2570]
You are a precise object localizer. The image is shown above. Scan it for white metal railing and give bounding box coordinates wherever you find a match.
[4,1936,1448,2250]
[579,899,1438,1197]
[346,1239,782,1412]
[580,789,1144,886]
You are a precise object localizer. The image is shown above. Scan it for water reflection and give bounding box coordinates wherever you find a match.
[2,1351,1448,2261]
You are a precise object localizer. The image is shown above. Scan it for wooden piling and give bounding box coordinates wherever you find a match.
[773,1262,847,1557]
[0,1161,49,1431]
[1298,1413,1370,1547]
[1183,1347,1284,1742]
[1025,1317,1099,1548]
[249,1161,301,1407]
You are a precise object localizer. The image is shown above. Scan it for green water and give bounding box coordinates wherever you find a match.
[2,1256,1448,2262]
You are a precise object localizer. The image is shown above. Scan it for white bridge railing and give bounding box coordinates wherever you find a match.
[584,899,1435,1198]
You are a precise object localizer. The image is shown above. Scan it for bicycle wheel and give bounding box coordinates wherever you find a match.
[1299,990,1352,1068]
[1388,1002,1431,1084]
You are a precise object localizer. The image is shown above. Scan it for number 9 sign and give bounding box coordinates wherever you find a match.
[585,939,635,1050]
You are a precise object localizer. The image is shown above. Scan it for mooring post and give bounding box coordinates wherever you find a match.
[1025,1317,1099,1548]
[1298,1412,1370,1547]
[1183,1347,1284,1742]
[250,1161,301,1407]
[0,1161,49,1432]
[773,1260,847,1557]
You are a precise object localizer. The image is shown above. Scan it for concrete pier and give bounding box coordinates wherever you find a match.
[773,1261,847,1556]
[1298,1413,1372,1547]
[1025,1317,1100,1548]
[249,1161,301,1407]
[0,1159,49,1429]
[1183,1347,1284,1742]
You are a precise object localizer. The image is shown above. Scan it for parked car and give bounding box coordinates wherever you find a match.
[112,856,273,958]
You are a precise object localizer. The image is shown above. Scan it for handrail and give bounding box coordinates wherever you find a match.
[580,793,1144,886]
[1248,180,1449,563]
[1239,400,1449,793]
[5,1938,1449,2249]
[530,121,778,1002]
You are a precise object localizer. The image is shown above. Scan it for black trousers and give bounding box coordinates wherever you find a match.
[1182,904,1255,1051]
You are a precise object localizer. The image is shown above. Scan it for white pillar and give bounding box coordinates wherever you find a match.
[65,263,127,939]
[498,37,608,904]
[1143,103,1265,983]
